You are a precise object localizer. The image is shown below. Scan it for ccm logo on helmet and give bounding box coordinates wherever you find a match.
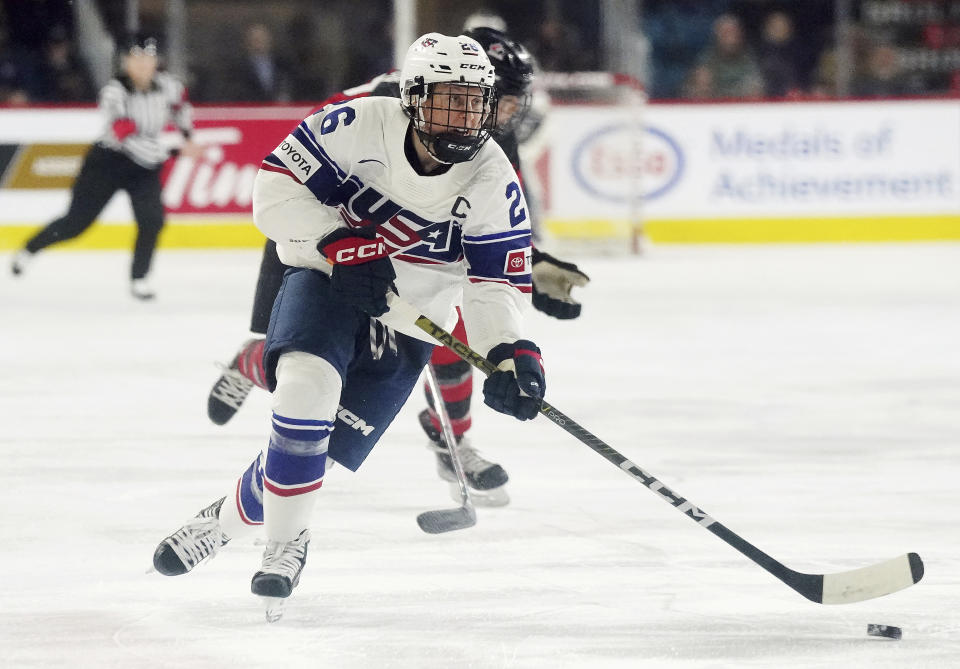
[460,63,486,70]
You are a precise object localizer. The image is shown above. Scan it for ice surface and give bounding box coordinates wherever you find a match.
[2,244,958,668]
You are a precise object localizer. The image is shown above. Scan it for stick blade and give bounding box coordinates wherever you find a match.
[820,552,924,604]
[416,506,476,534]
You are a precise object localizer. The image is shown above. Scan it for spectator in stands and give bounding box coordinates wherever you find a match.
[694,14,763,99]
[808,47,837,98]
[31,26,95,102]
[810,24,869,99]
[222,22,293,102]
[757,11,803,97]
[342,16,394,87]
[1,0,73,57]
[682,64,715,100]
[643,0,728,99]
[529,15,591,71]
[286,11,329,102]
[1,25,31,104]
[851,43,918,97]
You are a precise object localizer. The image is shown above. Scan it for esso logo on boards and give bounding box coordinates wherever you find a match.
[571,124,684,202]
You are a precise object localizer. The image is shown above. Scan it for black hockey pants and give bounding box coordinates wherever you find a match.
[250,239,290,335]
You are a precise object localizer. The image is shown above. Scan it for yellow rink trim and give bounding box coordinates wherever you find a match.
[0,219,264,250]
[547,215,960,243]
[2,214,960,250]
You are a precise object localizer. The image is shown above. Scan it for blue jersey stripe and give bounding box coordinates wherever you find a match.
[463,234,532,283]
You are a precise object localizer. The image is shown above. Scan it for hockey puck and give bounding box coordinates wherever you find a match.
[867,624,902,640]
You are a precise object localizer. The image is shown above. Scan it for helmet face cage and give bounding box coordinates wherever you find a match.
[408,79,498,164]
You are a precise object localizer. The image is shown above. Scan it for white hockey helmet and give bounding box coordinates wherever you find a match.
[400,33,498,164]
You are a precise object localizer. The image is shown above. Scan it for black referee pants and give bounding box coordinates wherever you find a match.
[25,145,166,280]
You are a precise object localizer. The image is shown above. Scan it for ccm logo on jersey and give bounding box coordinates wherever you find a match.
[503,247,531,275]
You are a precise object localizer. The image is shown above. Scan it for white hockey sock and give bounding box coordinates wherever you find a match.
[262,352,341,544]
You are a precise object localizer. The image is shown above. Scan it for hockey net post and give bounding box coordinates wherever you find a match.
[522,71,647,256]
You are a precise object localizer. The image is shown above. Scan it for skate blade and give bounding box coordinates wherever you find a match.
[448,481,509,507]
[262,596,286,623]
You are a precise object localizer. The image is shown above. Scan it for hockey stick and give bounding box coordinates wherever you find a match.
[387,295,924,604]
[416,363,477,534]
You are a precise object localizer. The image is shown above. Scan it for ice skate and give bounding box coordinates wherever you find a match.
[251,529,310,623]
[10,249,33,276]
[130,277,156,300]
[419,409,510,507]
[207,341,258,425]
[152,497,230,576]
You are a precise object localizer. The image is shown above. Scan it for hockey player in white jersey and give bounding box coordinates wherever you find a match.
[153,33,546,621]
[206,29,589,508]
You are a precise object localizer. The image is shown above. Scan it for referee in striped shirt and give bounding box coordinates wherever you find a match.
[11,34,199,300]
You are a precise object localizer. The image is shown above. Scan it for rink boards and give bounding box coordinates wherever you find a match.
[1,99,959,249]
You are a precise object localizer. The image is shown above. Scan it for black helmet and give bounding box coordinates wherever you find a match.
[463,27,534,135]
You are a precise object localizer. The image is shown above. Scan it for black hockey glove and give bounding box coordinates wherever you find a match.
[482,340,545,421]
[319,227,396,317]
[531,248,590,320]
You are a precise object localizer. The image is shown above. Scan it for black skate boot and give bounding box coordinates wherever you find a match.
[419,409,509,507]
[207,341,258,425]
[152,497,230,576]
[251,529,311,622]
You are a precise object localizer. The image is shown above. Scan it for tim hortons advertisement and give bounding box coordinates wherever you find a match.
[159,109,310,214]
[0,106,312,249]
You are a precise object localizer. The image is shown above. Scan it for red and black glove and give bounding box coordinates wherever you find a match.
[482,340,545,421]
[319,227,395,316]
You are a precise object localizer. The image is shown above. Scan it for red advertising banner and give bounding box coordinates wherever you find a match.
[159,106,315,215]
